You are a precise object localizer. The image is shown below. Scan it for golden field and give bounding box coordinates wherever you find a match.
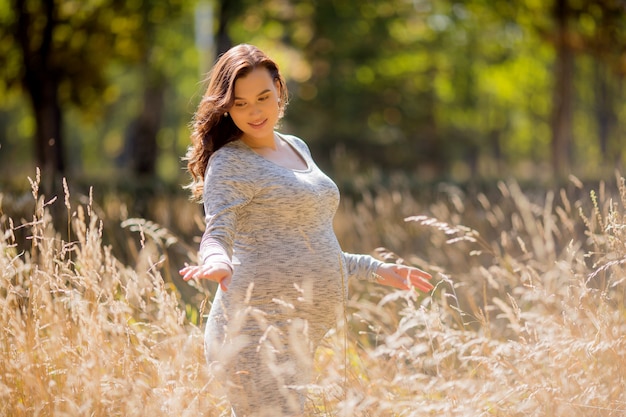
[1,171,625,416]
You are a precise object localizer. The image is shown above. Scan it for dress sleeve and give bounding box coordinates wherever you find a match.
[199,148,255,269]
[342,252,384,283]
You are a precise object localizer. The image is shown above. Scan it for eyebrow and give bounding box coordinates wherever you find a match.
[234,89,271,100]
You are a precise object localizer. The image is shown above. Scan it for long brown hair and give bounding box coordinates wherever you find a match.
[184,44,289,200]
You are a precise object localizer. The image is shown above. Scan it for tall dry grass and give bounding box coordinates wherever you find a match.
[1,171,222,416]
[1,170,625,416]
[328,172,626,416]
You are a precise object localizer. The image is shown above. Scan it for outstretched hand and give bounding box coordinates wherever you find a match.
[179,262,232,291]
[374,263,434,293]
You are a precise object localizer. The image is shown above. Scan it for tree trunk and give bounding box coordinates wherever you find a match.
[593,60,617,166]
[614,76,624,170]
[30,77,64,176]
[215,0,235,57]
[550,0,575,179]
[128,80,164,177]
[16,0,65,193]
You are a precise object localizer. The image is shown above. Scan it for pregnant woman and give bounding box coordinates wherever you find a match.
[179,44,433,417]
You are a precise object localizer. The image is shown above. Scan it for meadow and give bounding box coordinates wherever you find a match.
[1,170,625,416]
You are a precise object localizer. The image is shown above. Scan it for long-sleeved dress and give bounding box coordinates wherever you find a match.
[199,133,382,416]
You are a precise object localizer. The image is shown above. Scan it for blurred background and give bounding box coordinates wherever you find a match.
[0,0,625,196]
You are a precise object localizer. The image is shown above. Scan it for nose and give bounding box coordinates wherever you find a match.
[248,102,262,116]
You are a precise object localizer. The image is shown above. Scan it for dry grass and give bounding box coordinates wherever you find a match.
[1,170,625,416]
[1,171,222,416]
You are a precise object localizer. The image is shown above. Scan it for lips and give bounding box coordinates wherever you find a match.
[248,119,267,129]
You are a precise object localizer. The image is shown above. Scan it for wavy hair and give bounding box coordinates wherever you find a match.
[184,44,289,200]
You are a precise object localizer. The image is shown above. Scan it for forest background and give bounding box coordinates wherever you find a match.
[1,0,625,195]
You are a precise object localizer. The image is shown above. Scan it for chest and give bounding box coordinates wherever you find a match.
[252,145,308,171]
[248,167,340,222]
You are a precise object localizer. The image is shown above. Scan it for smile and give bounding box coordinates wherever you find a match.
[249,119,267,128]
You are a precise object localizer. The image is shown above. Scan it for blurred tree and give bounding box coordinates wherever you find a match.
[575,0,626,168]
[0,0,187,193]
[265,0,449,178]
[518,0,626,178]
[10,0,67,191]
[118,0,190,181]
[237,0,625,182]
[214,0,243,56]
[549,0,575,178]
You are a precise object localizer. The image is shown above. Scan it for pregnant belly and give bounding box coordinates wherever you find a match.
[227,240,346,317]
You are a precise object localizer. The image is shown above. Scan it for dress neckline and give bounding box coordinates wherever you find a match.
[242,133,312,173]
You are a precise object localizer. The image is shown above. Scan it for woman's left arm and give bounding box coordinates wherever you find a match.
[373,263,434,293]
[342,252,434,294]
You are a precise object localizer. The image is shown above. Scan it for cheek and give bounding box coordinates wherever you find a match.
[229,112,247,129]
[263,100,281,116]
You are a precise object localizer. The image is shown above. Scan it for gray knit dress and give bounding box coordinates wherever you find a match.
[199,133,382,416]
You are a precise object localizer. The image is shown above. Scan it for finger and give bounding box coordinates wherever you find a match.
[412,277,434,292]
[401,267,432,283]
[408,271,434,288]
[179,265,197,275]
[400,268,434,292]
[181,267,199,281]
[409,272,433,287]
[415,281,434,293]
[415,270,433,280]
[182,271,195,281]
[402,266,432,280]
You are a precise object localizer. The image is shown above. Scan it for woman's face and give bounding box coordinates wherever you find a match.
[229,67,281,146]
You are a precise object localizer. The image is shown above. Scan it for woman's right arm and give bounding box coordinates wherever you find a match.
[179,148,254,291]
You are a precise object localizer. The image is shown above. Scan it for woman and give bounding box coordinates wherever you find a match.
[179,44,433,417]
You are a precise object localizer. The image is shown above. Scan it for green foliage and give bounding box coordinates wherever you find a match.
[227,0,625,182]
[0,0,200,183]
[1,0,625,186]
